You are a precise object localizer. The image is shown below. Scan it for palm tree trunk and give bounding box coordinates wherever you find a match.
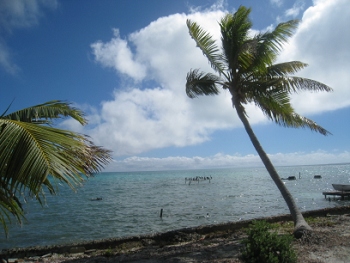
[233,98,311,238]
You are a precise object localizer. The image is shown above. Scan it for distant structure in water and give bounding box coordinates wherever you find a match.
[185,176,212,185]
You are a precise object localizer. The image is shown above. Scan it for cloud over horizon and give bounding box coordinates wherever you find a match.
[105,150,350,172]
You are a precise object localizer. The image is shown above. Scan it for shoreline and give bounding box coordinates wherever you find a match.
[2,205,350,259]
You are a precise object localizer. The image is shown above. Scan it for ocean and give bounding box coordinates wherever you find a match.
[1,163,349,250]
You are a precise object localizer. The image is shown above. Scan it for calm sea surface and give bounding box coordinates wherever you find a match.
[1,163,350,250]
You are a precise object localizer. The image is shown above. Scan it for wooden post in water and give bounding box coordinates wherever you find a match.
[160,208,163,218]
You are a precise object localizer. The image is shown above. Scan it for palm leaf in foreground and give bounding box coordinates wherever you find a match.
[0,101,112,236]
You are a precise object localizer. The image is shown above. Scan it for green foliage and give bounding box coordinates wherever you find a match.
[305,216,335,227]
[241,220,297,263]
[0,100,112,236]
[104,247,114,257]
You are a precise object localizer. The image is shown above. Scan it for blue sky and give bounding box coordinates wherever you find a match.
[1,0,349,171]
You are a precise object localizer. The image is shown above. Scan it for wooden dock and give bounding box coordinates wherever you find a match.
[322,191,350,200]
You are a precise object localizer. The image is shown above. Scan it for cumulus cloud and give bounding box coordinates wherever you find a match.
[88,10,250,156]
[0,0,57,74]
[88,88,209,155]
[77,0,350,169]
[91,29,147,82]
[279,0,350,113]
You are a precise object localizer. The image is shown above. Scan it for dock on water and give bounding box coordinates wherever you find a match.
[185,176,212,185]
[322,191,350,200]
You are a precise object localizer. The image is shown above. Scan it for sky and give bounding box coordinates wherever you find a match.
[1,0,349,172]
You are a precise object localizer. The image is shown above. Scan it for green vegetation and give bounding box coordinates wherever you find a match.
[241,220,297,263]
[0,100,112,235]
[270,216,336,235]
[185,5,332,237]
[306,216,335,227]
[104,247,115,257]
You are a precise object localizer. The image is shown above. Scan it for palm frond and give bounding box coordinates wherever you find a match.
[241,20,299,75]
[187,19,226,76]
[242,62,332,94]
[251,87,331,135]
[0,101,112,234]
[267,61,308,76]
[237,38,259,73]
[2,120,111,192]
[220,6,253,70]
[275,76,333,94]
[0,184,24,237]
[186,69,222,98]
[250,85,293,119]
[0,99,15,117]
[2,100,87,125]
[285,113,331,135]
[257,64,333,93]
[260,20,299,55]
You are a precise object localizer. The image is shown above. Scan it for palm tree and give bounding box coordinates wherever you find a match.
[0,100,112,235]
[185,6,332,237]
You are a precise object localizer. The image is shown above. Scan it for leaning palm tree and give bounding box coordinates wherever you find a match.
[185,6,332,237]
[0,100,112,235]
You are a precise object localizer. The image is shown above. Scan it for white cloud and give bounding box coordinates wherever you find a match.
[89,88,204,155]
[79,0,350,165]
[86,10,250,157]
[188,0,227,13]
[91,29,147,82]
[105,151,350,172]
[279,0,350,114]
[285,0,305,17]
[270,0,283,7]
[0,0,57,31]
[0,0,58,74]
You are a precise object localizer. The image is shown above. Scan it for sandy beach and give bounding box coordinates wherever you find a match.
[2,206,350,263]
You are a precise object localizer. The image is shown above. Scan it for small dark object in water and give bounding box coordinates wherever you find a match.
[314,175,322,179]
[91,197,102,201]
[282,176,296,180]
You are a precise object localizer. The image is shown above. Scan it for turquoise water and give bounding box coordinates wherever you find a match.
[1,163,349,250]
